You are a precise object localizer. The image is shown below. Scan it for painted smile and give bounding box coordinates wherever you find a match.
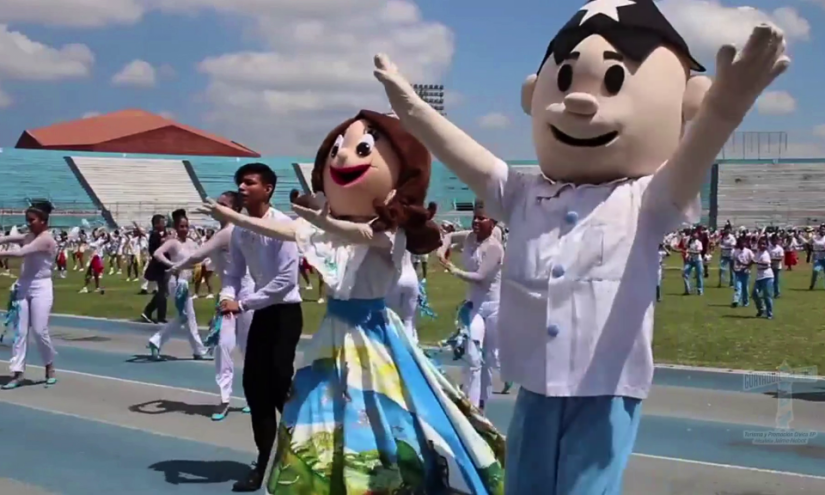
[551,126,618,148]
[329,164,371,186]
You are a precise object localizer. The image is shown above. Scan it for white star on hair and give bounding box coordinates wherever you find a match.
[579,0,636,25]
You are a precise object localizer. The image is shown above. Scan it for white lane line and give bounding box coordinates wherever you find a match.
[0,359,245,401]
[632,453,825,480]
[0,400,255,453]
[4,360,825,480]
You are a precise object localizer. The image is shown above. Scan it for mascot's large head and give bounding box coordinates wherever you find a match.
[522,0,712,183]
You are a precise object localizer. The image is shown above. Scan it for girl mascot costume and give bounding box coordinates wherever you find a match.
[201,110,505,494]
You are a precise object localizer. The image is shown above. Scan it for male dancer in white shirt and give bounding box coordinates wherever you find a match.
[218,163,303,492]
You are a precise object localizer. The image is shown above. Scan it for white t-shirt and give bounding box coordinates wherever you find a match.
[813,236,825,261]
[719,234,736,257]
[769,245,784,270]
[754,250,774,280]
[732,247,754,272]
[485,161,700,400]
[687,239,703,261]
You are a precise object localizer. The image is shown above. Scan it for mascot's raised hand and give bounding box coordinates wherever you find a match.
[373,54,421,116]
[704,24,790,123]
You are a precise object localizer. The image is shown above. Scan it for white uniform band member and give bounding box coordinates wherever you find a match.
[1,201,59,390]
[438,203,503,411]
[147,209,209,359]
[170,192,256,420]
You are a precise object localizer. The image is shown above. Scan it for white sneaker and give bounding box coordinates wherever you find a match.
[317,298,325,304]
[305,285,313,290]
[79,287,89,294]
[192,294,199,300]
[205,294,215,300]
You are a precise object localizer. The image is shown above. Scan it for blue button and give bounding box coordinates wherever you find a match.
[547,324,560,337]
[551,264,565,278]
[565,210,579,224]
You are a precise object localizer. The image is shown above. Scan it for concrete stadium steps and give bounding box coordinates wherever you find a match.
[188,157,303,211]
[67,156,208,227]
[717,160,825,226]
[0,149,99,229]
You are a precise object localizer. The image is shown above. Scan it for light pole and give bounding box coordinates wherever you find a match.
[413,84,445,116]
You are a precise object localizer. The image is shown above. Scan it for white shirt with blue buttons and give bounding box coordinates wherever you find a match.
[484,160,700,399]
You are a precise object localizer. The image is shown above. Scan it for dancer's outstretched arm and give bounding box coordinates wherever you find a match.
[653,25,789,211]
[0,233,55,258]
[197,200,297,242]
[373,54,507,199]
[0,234,25,246]
[292,203,392,249]
[171,227,231,271]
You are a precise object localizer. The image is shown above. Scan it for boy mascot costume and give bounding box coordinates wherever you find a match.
[373,0,789,493]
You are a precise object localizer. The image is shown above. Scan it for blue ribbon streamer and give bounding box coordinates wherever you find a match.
[2,284,19,344]
[436,301,472,362]
[416,279,437,319]
[174,279,189,323]
[204,301,222,349]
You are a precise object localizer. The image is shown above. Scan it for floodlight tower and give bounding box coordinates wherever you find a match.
[412,84,445,116]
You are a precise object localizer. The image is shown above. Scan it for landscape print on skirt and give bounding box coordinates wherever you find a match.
[266,219,505,495]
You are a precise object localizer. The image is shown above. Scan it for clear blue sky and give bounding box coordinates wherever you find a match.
[0,0,822,158]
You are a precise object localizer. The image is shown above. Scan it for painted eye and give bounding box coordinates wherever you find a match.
[557,64,573,92]
[356,134,375,158]
[330,135,344,158]
[604,65,625,95]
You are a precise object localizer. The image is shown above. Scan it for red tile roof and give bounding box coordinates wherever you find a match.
[19,109,259,157]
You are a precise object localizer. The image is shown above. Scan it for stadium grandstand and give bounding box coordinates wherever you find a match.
[0,147,716,230]
[7,120,815,232]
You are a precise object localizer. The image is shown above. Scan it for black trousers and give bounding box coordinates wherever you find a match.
[143,273,168,321]
[243,303,303,470]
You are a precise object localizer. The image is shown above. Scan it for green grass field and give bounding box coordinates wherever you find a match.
[2,256,824,372]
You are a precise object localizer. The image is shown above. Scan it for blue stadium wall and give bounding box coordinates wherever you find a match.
[0,149,711,228]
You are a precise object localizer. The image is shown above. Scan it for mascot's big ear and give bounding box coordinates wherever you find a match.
[521,74,538,116]
[683,75,713,122]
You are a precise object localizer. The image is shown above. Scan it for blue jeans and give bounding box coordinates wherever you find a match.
[733,271,750,306]
[719,256,734,287]
[683,258,704,294]
[752,277,774,317]
[505,389,642,495]
[810,259,825,289]
[773,268,781,297]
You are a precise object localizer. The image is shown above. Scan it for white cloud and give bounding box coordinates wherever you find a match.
[658,1,810,62]
[158,110,175,120]
[478,112,511,129]
[82,111,101,118]
[813,125,825,139]
[783,141,825,158]
[112,59,157,88]
[756,91,796,115]
[180,0,454,154]
[0,86,11,108]
[0,0,144,28]
[0,25,94,81]
[158,64,177,79]
[444,90,464,108]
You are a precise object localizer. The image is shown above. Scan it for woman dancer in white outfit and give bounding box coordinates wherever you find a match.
[386,202,437,344]
[0,202,59,390]
[438,205,503,411]
[147,209,209,360]
[387,252,420,343]
[168,192,254,420]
